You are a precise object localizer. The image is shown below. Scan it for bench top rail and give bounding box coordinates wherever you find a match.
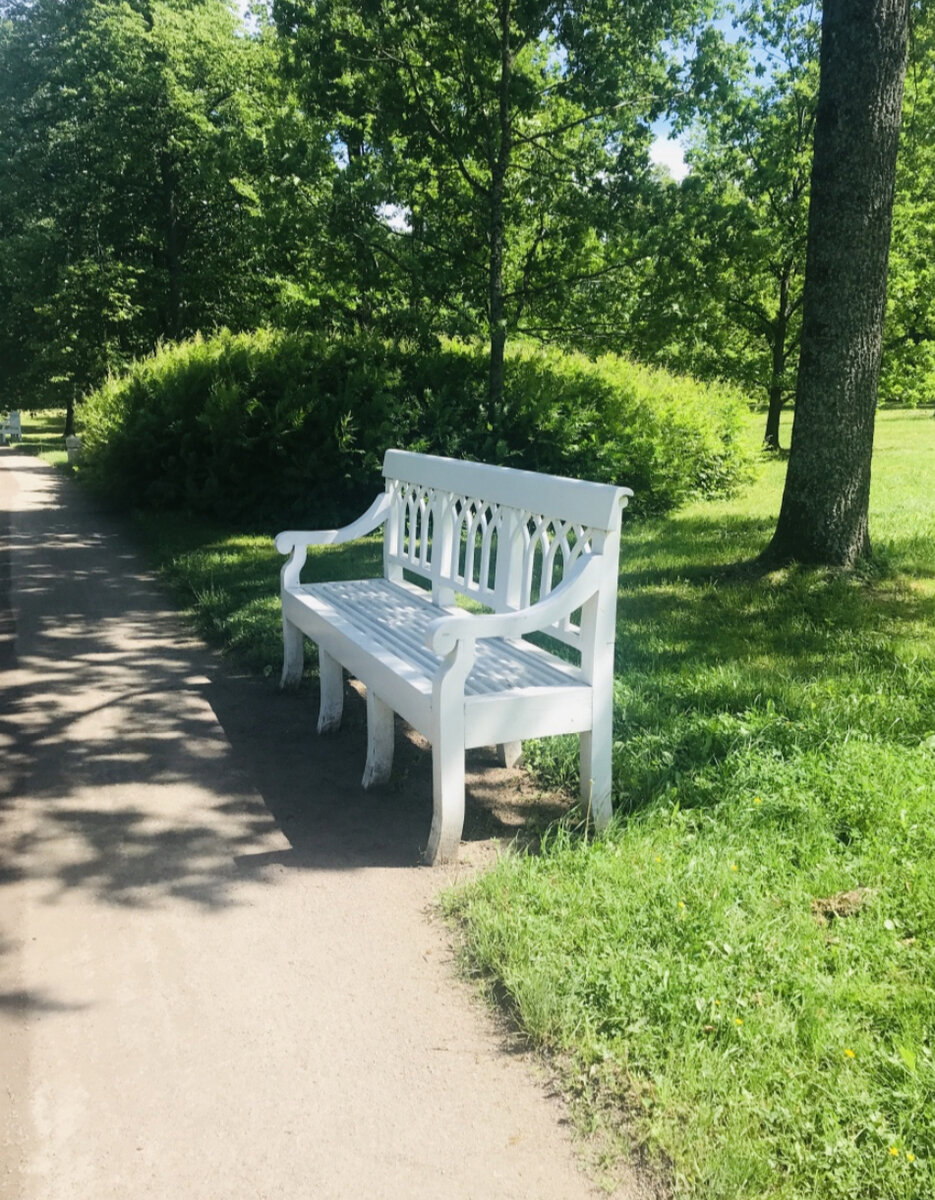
[383,450,629,531]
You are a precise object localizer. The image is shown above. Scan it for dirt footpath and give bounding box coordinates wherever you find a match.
[0,453,643,1200]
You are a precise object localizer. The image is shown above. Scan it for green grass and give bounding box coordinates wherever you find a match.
[443,407,935,1199]
[13,408,69,466]
[56,404,935,1199]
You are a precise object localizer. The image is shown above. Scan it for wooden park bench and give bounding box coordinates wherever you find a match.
[276,450,632,863]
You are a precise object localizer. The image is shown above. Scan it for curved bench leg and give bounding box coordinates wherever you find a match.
[362,691,395,788]
[580,728,612,830]
[317,649,344,733]
[280,617,304,688]
[425,734,465,865]
[498,740,523,768]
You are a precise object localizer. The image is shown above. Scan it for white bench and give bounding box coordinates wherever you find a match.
[0,411,21,444]
[276,450,631,864]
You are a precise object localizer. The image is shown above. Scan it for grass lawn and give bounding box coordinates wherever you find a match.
[32,405,935,1198]
[446,408,935,1198]
[9,407,69,466]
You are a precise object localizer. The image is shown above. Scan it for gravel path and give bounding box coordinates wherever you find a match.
[0,452,642,1200]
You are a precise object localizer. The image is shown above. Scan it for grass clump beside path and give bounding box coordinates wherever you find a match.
[444,409,935,1199]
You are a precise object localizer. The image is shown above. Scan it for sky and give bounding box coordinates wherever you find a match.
[650,136,689,181]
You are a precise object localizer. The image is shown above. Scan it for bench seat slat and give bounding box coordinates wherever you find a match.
[293,579,589,698]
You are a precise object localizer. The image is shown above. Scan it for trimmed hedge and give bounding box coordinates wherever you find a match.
[79,329,751,524]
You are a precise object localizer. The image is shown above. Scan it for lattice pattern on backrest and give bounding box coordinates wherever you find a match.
[519,513,595,647]
[386,478,437,577]
[385,475,602,650]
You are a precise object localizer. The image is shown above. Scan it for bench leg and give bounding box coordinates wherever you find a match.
[425,641,474,865]
[580,728,612,830]
[362,691,395,788]
[281,617,304,688]
[426,735,465,865]
[317,649,344,733]
[498,740,523,768]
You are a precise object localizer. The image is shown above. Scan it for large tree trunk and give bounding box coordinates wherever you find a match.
[762,0,910,567]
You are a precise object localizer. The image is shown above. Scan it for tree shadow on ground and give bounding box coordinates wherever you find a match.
[0,457,556,930]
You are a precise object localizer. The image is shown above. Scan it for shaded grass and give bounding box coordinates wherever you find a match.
[75,404,935,1199]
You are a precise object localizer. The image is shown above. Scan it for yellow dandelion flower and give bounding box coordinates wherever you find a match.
[730,863,739,871]
[754,796,762,804]
[655,856,662,863]
[907,1152,916,1163]
[735,1018,743,1026]
[678,900,685,908]
[889,1147,900,1157]
[844,1048,855,1059]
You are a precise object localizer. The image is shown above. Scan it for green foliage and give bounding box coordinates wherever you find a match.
[78,328,751,524]
[882,4,935,406]
[610,0,819,445]
[272,0,709,405]
[0,0,333,414]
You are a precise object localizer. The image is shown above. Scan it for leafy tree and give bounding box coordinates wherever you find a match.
[0,0,330,429]
[764,0,911,567]
[614,2,819,449]
[883,2,935,405]
[273,0,709,416]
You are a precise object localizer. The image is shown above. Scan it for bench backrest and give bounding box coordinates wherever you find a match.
[381,450,631,658]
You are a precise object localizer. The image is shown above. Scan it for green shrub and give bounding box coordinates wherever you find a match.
[79,329,750,523]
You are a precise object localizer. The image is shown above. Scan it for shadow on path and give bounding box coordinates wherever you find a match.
[0,453,537,918]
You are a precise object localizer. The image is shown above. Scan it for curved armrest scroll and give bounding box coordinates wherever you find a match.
[276,492,390,588]
[275,492,391,555]
[426,554,605,657]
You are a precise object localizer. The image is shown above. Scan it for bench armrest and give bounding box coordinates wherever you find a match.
[276,493,390,587]
[426,553,606,657]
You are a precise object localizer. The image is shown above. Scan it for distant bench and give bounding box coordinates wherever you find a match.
[0,411,21,444]
[276,450,631,863]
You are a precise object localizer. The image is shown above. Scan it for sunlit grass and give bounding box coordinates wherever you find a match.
[443,407,935,1199]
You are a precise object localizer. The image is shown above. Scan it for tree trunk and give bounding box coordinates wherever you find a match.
[487,0,512,421]
[64,392,76,438]
[763,270,791,452]
[763,0,910,567]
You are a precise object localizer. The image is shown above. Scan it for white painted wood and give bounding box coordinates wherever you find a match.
[464,688,592,749]
[426,639,474,864]
[280,616,304,687]
[425,553,605,656]
[498,741,523,768]
[362,690,395,787]
[278,493,391,589]
[0,411,21,443]
[276,450,630,863]
[317,649,344,733]
[382,449,631,530]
